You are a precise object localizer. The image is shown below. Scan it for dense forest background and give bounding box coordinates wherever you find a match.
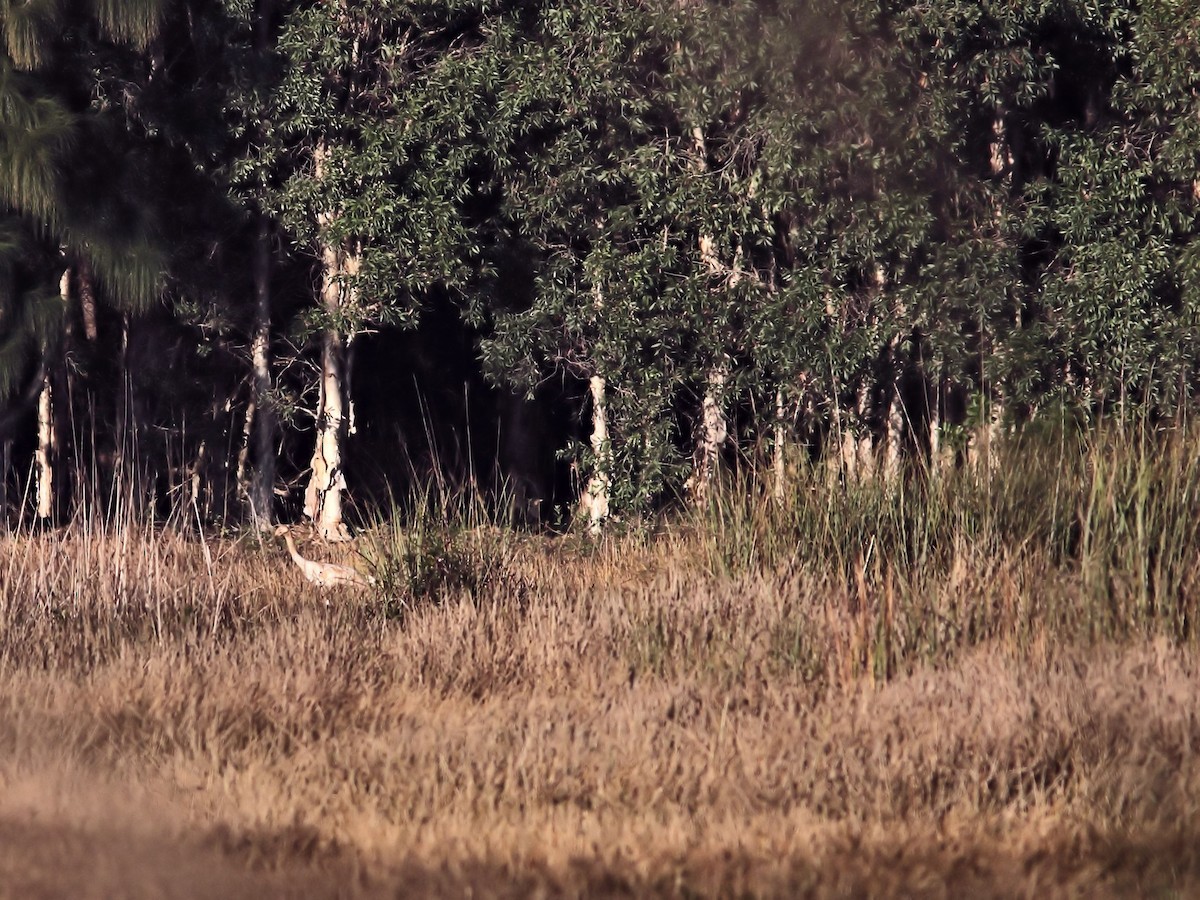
[1,0,1198,536]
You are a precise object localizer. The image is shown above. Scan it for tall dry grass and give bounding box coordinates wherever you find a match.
[0,424,1198,897]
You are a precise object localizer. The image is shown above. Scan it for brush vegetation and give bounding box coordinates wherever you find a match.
[1,426,1199,898]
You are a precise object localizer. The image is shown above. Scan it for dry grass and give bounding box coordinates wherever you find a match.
[0,496,1197,898]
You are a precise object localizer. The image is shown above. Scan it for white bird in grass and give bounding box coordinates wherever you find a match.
[274,525,375,589]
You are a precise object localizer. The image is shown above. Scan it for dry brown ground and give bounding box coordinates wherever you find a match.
[0,525,1197,898]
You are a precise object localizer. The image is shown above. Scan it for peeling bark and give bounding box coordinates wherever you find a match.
[304,326,349,542]
[35,270,69,521]
[35,368,54,521]
[687,360,729,506]
[303,245,351,542]
[687,126,735,506]
[578,374,611,534]
[303,142,353,542]
[78,256,97,343]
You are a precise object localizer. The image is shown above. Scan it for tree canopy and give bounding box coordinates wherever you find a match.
[1,0,1198,526]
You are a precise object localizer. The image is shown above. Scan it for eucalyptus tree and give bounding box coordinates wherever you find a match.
[890,0,1200,438]
[216,0,1200,533]
[250,0,529,537]
[489,0,944,510]
[653,0,968,486]
[1028,0,1200,421]
[480,0,705,520]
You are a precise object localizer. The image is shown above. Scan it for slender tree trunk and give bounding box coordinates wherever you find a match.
[882,347,905,481]
[928,367,950,476]
[240,216,275,530]
[76,258,95,512]
[578,276,612,533]
[772,388,787,506]
[839,381,875,481]
[883,390,904,479]
[303,261,351,541]
[35,368,54,522]
[872,266,907,481]
[239,2,279,530]
[114,312,135,506]
[688,361,729,505]
[343,250,361,443]
[35,270,70,522]
[689,215,733,498]
[236,400,254,502]
[579,374,611,534]
[191,440,208,516]
[78,256,97,343]
[303,143,352,541]
[684,125,735,506]
[975,111,1013,471]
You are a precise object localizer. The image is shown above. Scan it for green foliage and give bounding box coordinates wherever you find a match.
[8,0,1200,526]
[284,0,1200,513]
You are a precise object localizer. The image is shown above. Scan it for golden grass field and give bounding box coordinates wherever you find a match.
[2,434,1200,897]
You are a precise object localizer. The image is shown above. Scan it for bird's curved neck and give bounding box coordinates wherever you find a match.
[283,533,305,565]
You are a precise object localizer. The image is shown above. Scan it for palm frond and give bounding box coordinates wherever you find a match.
[87,0,165,48]
[0,65,75,225]
[1,0,63,70]
[75,232,165,312]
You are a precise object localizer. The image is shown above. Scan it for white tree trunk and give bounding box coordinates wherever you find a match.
[883,393,904,480]
[687,361,729,506]
[303,143,352,541]
[579,374,611,534]
[685,124,734,506]
[974,112,1012,472]
[303,246,351,542]
[839,382,875,481]
[875,265,906,481]
[35,269,69,521]
[686,127,734,504]
[772,388,787,506]
[35,369,54,522]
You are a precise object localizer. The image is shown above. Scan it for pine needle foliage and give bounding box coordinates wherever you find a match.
[0,0,169,398]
